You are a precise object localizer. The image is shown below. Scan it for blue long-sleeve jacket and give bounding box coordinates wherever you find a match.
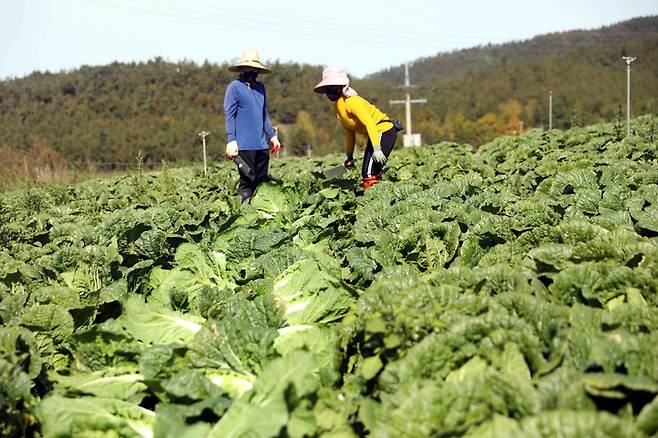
[224,79,275,150]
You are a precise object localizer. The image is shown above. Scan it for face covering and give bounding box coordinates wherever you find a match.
[326,91,341,101]
[325,87,342,101]
[241,71,258,82]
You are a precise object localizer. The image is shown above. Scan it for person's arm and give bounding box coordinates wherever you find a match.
[342,128,356,168]
[264,106,280,150]
[262,94,275,141]
[261,85,280,150]
[224,82,238,143]
[223,82,239,158]
[344,128,356,156]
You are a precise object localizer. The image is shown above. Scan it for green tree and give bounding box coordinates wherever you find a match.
[288,111,318,156]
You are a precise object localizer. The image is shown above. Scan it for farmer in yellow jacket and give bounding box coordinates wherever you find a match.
[314,66,401,188]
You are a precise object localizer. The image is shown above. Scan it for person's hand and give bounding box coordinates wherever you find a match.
[270,136,281,152]
[226,141,238,160]
[372,147,387,164]
[344,154,356,169]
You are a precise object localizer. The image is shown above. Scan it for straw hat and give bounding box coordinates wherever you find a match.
[314,66,350,93]
[229,49,272,74]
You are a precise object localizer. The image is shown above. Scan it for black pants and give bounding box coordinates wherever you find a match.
[236,149,269,200]
[361,127,397,178]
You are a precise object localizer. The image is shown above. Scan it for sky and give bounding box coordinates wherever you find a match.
[1,0,657,81]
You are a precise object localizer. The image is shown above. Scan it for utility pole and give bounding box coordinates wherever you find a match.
[197,131,210,176]
[622,56,637,138]
[389,63,427,147]
[548,90,553,130]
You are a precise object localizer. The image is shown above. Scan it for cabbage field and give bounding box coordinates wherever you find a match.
[1,115,658,437]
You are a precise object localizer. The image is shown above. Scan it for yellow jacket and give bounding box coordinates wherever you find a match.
[334,96,393,154]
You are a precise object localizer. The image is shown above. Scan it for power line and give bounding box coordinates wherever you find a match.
[78,0,514,49]
[165,0,658,41]
[79,0,658,61]
[140,0,518,42]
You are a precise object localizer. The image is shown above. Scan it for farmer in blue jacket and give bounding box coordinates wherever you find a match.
[224,49,281,203]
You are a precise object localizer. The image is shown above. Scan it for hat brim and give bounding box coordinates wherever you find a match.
[314,80,347,93]
[229,61,272,74]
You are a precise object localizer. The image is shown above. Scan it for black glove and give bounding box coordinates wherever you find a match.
[344,153,355,169]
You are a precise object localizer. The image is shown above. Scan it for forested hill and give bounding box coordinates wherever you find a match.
[370,16,658,84]
[0,16,657,179]
[0,60,383,170]
[397,32,658,146]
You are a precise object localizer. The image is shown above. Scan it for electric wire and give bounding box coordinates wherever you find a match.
[77,0,515,49]
[133,0,518,41]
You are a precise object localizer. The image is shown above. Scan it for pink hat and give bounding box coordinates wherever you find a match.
[314,66,350,93]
